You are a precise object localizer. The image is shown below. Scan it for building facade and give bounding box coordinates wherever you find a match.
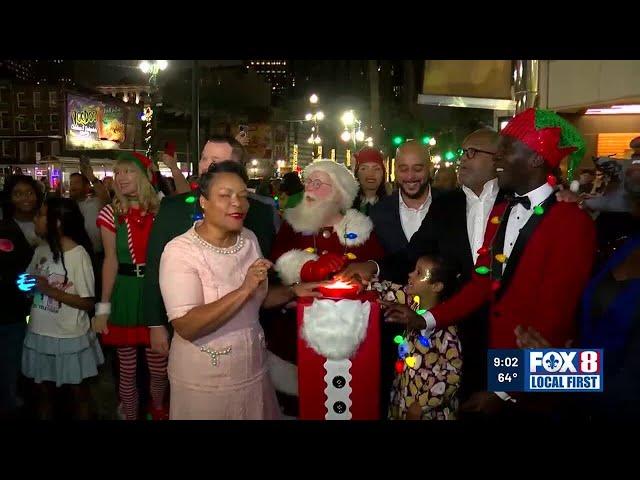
[0,82,65,164]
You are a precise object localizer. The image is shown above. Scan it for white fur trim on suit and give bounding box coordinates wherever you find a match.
[301,299,370,360]
[267,352,298,396]
[305,160,359,211]
[334,209,374,247]
[275,249,319,286]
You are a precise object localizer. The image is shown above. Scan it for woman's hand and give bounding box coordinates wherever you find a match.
[381,300,427,330]
[241,259,273,295]
[291,281,324,298]
[34,275,55,297]
[92,314,110,334]
[161,152,178,171]
[149,326,170,356]
[79,162,97,183]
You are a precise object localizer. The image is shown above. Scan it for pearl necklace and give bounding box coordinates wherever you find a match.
[191,223,244,255]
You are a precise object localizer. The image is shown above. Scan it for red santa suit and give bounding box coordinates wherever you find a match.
[271,208,386,285]
[265,160,385,419]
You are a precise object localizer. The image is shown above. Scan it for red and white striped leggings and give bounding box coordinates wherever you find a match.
[117,346,168,420]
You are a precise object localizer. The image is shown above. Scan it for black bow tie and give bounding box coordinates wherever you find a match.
[509,195,531,210]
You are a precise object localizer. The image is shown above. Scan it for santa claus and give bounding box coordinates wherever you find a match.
[265,159,385,417]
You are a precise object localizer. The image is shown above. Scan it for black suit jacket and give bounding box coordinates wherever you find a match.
[369,190,407,257]
[370,187,444,260]
[377,189,471,284]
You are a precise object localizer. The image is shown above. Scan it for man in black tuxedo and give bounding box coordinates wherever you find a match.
[342,128,502,412]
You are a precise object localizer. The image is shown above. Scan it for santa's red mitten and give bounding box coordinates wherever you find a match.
[300,253,347,282]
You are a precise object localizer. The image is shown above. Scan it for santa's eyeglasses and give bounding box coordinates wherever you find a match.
[304,178,332,190]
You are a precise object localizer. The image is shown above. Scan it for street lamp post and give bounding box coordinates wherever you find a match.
[340,110,372,160]
[139,60,168,159]
[306,94,323,160]
[139,60,168,88]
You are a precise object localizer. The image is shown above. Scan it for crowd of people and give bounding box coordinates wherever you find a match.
[1,107,639,421]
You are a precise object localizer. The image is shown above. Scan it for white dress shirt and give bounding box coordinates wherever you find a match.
[502,182,554,271]
[399,187,432,242]
[367,187,432,282]
[462,179,500,264]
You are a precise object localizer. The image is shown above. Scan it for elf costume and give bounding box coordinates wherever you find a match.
[96,152,169,420]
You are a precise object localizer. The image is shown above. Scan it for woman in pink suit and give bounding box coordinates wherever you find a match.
[159,161,319,420]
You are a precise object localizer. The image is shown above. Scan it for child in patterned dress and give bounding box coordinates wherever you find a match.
[374,255,462,420]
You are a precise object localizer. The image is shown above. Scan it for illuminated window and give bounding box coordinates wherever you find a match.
[597,133,640,157]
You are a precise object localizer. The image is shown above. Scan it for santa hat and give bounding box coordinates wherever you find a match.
[116,152,157,186]
[304,160,359,211]
[500,108,585,180]
[354,147,385,172]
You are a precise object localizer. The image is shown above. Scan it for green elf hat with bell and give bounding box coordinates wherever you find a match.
[116,152,158,188]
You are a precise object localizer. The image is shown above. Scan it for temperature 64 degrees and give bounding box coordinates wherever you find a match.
[498,372,518,383]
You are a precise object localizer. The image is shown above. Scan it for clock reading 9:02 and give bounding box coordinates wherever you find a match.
[494,357,519,367]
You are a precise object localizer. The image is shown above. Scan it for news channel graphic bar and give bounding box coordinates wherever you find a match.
[487,349,604,393]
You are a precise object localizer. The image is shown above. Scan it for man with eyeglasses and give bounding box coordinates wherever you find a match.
[340,128,505,414]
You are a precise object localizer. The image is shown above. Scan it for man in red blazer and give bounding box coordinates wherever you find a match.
[385,108,597,416]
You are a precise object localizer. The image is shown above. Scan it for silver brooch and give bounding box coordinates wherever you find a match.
[200,345,232,367]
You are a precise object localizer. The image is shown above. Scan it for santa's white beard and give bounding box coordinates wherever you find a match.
[301,299,370,360]
[285,194,342,234]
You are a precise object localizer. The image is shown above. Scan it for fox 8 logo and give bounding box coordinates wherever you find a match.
[530,350,600,374]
